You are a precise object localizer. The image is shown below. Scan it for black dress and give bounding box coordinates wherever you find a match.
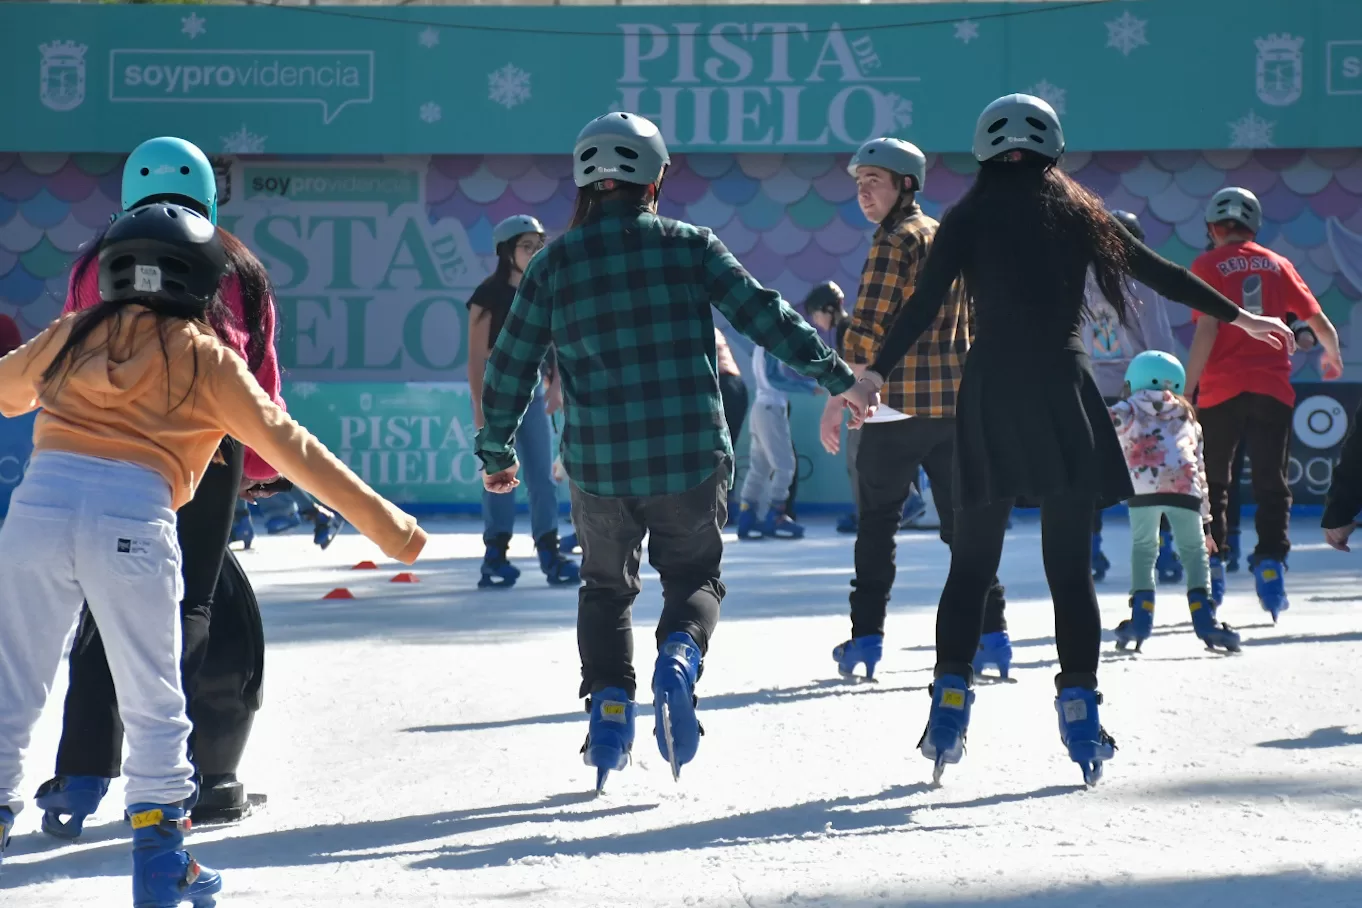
[870,203,1239,512]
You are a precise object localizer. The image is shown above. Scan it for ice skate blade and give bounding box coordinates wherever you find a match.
[660,698,681,782]
[40,809,88,839]
[931,758,947,786]
[595,766,611,794]
[1081,762,1104,788]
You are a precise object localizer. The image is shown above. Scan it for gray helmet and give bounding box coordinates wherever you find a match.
[492,215,545,248]
[847,138,927,192]
[572,112,670,189]
[1110,210,1145,242]
[972,93,1065,163]
[1205,187,1262,234]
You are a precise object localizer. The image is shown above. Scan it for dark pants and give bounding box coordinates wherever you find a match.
[1227,441,1245,535]
[718,373,749,511]
[571,467,729,700]
[1201,392,1293,560]
[785,401,799,519]
[54,442,246,778]
[938,489,1101,684]
[850,418,1006,639]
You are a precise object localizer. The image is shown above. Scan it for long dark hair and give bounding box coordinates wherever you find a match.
[957,151,1132,324]
[568,181,654,231]
[68,211,274,373]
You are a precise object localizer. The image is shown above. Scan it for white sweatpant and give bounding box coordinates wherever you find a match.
[0,452,194,813]
[740,398,797,514]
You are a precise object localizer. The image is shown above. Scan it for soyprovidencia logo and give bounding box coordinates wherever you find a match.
[109,49,374,124]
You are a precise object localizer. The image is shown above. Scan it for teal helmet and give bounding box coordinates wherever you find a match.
[492,215,545,248]
[1125,350,1186,395]
[1205,187,1262,234]
[847,138,927,192]
[973,93,1064,163]
[122,137,218,224]
[573,112,670,188]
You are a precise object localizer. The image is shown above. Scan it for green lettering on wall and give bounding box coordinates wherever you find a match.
[341,296,403,370]
[402,296,464,371]
[307,216,377,290]
[275,295,335,369]
[378,218,445,290]
[253,216,309,290]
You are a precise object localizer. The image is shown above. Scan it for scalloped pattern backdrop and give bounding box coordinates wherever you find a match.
[3,150,1361,379]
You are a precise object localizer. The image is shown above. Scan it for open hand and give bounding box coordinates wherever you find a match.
[839,377,880,430]
[1321,349,1345,381]
[819,395,845,454]
[1325,522,1356,552]
[483,463,520,494]
[1234,312,1296,353]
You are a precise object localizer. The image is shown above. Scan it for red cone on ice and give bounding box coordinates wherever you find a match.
[352,561,378,570]
[391,572,419,583]
[322,588,355,600]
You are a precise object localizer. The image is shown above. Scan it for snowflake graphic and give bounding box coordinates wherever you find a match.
[1028,80,1067,116]
[488,64,531,110]
[290,381,321,400]
[221,125,266,154]
[881,92,913,131]
[1228,111,1275,148]
[181,13,207,40]
[953,20,980,44]
[419,101,442,124]
[1106,11,1148,57]
[418,26,440,49]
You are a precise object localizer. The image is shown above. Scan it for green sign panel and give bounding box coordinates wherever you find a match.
[4,1,1362,154]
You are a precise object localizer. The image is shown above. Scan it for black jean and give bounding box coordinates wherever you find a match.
[1227,440,1246,535]
[938,489,1101,686]
[1200,393,1293,560]
[850,417,1006,639]
[570,467,729,700]
[718,374,749,471]
[54,441,244,778]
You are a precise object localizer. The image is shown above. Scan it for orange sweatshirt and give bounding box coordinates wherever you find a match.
[0,311,426,565]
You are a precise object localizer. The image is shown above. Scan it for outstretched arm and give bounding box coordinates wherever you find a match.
[475,266,553,476]
[867,215,966,380]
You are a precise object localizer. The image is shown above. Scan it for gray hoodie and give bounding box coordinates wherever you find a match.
[1081,272,1178,400]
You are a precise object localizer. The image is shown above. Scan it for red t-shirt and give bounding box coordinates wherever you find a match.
[1191,241,1320,409]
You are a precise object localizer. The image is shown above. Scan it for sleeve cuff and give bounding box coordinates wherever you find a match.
[477,448,518,474]
[1322,501,1358,530]
[820,361,857,396]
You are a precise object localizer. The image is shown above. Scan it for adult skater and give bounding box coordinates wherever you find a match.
[852,94,1292,785]
[714,325,749,523]
[0,200,425,902]
[1186,187,1343,620]
[475,112,875,790]
[1081,210,1181,584]
[37,137,281,835]
[467,214,579,589]
[819,136,1009,682]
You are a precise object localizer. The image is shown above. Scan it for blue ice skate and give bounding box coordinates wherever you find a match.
[836,512,858,534]
[762,505,805,539]
[736,501,763,540]
[229,508,253,550]
[1055,687,1117,787]
[1091,532,1110,583]
[972,631,1012,680]
[1209,555,1226,607]
[920,674,974,784]
[832,634,883,681]
[537,534,580,586]
[1156,529,1183,584]
[130,803,222,908]
[1225,530,1242,573]
[478,535,520,590]
[1254,559,1289,622]
[581,687,636,793]
[560,531,580,554]
[1113,591,1155,652]
[313,511,344,550]
[35,774,110,839]
[1189,590,1240,653]
[0,806,12,866]
[652,632,703,780]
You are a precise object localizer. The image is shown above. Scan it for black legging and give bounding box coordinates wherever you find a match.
[53,440,244,778]
[718,373,750,490]
[937,488,1101,686]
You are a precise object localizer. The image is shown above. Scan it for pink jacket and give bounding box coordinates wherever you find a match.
[1110,390,1209,520]
[65,262,285,482]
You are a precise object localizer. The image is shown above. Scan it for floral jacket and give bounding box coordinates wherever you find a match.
[1110,389,1210,521]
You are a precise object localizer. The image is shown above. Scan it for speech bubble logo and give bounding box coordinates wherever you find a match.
[243,166,418,214]
[109,49,374,125]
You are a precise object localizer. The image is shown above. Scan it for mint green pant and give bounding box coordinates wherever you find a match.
[1130,505,1210,594]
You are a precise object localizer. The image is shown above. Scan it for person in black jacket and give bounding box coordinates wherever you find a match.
[1323,400,1362,551]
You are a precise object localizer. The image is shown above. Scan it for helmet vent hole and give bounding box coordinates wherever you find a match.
[1029,135,1046,145]
[167,208,179,219]
[180,166,190,175]
[112,277,132,291]
[986,117,1008,134]
[619,164,635,173]
[990,136,1006,147]
[158,256,190,276]
[582,165,596,176]
[140,168,150,176]
[1025,117,1048,131]
[110,254,136,273]
[579,147,598,162]
[614,146,639,160]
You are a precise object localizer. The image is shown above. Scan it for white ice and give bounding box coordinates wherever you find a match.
[5,515,1362,906]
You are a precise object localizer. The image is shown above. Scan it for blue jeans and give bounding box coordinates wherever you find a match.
[484,389,559,544]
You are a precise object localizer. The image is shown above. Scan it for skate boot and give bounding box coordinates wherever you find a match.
[1054,680,1117,787]
[972,631,1012,681]
[652,632,704,780]
[899,490,926,529]
[836,512,858,534]
[190,775,248,824]
[229,503,254,550]
[1254,558,1289,622]
[130,803,222,908]
[919,672,974,784]
[537,533,580,586]
[1113,591,1155,652]
[312,506,344,550]
[581,687,636,793]
[1209,555,1226,607]
[1189,590,1241,653]
[832,634,883,681]
[478,534,520,590]
[761,504,805,539]
[1226,530,1242,573]
[263,498,301,535]
[559,531,580,554]
[35,774,110,839]
[1091,532,1110,583]
[735,501,763,540]
[1156,529,1183,584]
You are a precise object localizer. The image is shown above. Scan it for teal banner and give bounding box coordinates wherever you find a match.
[3,1,1362,155]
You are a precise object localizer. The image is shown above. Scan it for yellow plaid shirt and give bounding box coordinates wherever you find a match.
[842,203,972,417]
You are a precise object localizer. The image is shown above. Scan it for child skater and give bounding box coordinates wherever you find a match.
[0,202,425,905]
[1110,351,1240,654]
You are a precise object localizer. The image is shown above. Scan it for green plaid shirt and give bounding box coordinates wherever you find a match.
[475,199,855,498]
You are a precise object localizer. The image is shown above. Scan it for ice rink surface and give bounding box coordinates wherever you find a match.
[5,514,1362,906]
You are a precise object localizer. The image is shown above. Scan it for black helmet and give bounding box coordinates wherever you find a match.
[98,202,229,315]
[1110,209,1145,242]
[804,281,846,317]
